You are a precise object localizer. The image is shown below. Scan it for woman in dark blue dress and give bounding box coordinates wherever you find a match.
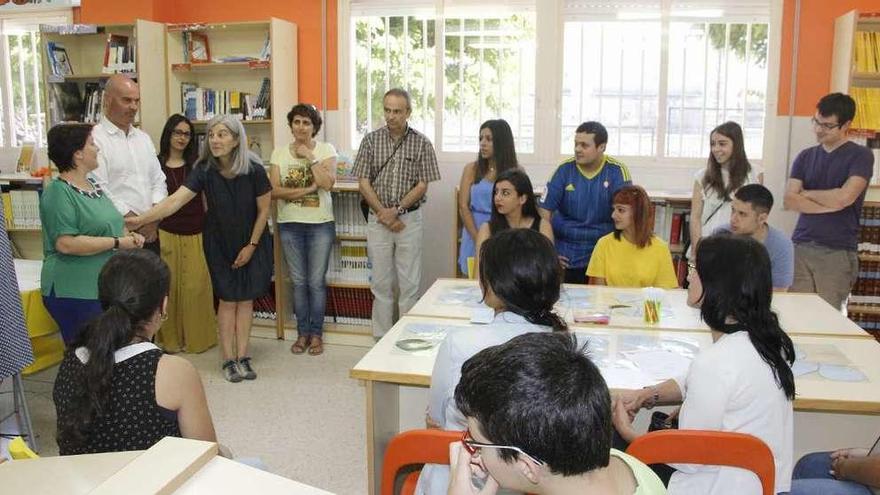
[128,115,272,383]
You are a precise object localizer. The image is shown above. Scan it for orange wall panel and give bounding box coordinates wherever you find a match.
[779,0,880,116]
[80,0,338,110]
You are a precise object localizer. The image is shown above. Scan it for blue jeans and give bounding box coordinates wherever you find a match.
[789,452,873,495]
[278,221,335,337]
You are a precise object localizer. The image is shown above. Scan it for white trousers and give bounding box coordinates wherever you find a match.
[367,208,424,337]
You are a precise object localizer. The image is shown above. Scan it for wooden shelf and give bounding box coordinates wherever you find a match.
[848,304,880,316]
[172,61,270,72]
[859,253,880,262]
[336,234,367,241]
[6,227,41,233]
[327,281,370,290]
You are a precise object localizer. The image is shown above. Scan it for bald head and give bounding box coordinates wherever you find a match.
[103,74,140,130]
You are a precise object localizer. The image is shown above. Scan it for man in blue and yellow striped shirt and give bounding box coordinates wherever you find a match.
[539,121,632,284]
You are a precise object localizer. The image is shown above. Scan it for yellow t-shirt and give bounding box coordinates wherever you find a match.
[611,449,668,494]
[271,141,337,224]
[586,233,679,288]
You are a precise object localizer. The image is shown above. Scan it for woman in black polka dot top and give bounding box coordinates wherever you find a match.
[53,250,217,455]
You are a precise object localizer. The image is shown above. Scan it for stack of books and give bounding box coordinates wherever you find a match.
[102,34,136,73]
[650,201,691,249]
[851,87,880,131]
[332,192,367,237]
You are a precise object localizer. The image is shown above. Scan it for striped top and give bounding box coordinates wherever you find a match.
[539,155,632,268]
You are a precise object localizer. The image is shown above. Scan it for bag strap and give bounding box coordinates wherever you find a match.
[370,128,409,184]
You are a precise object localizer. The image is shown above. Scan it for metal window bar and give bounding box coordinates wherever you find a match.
[458,18,464,150]
[677,31,688,156]
[365,19,373,139]
[743,22,752,126]
[384,16,390,95]
[29,32,43,147]
[422,18,428,131]
[637,30,646,155]
[616,31,624,152]
[700,22,709,156]
[14,35,28,146]
[478,18,484,128]
[721,23,730,123]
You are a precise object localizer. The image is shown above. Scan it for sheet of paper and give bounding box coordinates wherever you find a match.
[621,349,693,381]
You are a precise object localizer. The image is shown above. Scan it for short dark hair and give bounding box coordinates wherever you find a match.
[384,87,412,111]
[478,228,566,331]
[286,103,322,137]
[455,332,612,476]
[47,123,94,173]
[575,121,608,147]
[734,184,774,214]
[817,93,856,126]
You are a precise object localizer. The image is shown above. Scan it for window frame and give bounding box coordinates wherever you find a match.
[337,0,780,171]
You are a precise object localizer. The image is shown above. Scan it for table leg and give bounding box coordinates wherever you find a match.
[365,380,400,495]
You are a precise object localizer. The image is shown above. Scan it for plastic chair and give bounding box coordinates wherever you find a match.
[626,430,776,495]
[381,429,462,495]
[9,436,39,460]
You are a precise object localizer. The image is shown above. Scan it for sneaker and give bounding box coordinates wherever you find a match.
[222,359,243,383]
[238,357,257,380]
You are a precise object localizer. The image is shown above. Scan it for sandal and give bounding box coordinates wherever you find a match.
[290,335,308,355]
[308,336,324,356]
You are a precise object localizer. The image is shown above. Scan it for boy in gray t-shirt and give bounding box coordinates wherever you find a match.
[783,93,873,310]
[714,184,794,291]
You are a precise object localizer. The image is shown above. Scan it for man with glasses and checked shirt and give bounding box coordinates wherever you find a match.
[784,92,874,311]
[353,88,440,338]
[447,332,666,495]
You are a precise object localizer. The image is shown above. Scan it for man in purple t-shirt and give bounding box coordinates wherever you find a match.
[784,93,874,310]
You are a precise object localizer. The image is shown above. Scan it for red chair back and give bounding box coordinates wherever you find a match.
[626,430,776,495]
[381,429,462,495]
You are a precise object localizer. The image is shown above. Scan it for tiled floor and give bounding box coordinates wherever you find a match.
[8,336,371,495]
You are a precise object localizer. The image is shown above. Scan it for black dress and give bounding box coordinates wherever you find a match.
[184,158,273,301]
[53,344,182,455]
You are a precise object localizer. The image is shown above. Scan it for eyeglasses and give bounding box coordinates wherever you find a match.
[461,429,546,466]
[811,117,843,131]
[171,130,192,138]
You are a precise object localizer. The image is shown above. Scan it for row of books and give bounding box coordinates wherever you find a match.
[846,311,880,340]
[849,260,880,305]
[851,87,880,131]
[49,82,105,124]
[849,135,880,185]
[253,287,278,320]
[333,192,368,237]
[326,287,373,324]
[854,31,880,74]
[2,190,41,230]
[857,205,880,254]
[327,240,369,284]
[180,79,271,121]
[102,34,136,74]
[651,202,690,248]
[178,31,270,64]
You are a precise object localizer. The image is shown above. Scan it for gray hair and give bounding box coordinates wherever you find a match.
[200,114,260,176]
[384,88,412,111]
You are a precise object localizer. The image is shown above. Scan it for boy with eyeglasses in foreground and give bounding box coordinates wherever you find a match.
[447,332,666,495]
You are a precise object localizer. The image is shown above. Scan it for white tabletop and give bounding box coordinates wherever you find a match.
[14,258,41,293]
[351,315,880,413]
[406,279,871,339]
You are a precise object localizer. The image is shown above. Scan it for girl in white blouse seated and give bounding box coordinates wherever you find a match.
[612,234,796,495]
[416,228,566,495]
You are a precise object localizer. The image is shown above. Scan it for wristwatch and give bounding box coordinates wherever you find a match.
[396,205,407,215]
[642,385,660,409]
[113,237,120,250]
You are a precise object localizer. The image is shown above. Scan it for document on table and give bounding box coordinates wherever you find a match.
[621,349,694,381]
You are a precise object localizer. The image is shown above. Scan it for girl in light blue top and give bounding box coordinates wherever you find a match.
[418,228,566,495]
[457,119,519,276]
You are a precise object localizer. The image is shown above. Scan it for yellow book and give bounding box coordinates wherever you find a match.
[856,32,868,73]
[2,192,12,229]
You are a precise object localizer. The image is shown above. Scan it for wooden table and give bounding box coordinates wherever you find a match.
[0,437,333,494]
[407,278,871,339]
[351,315,880,494]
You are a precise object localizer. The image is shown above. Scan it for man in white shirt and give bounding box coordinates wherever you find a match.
[91,74,167,253]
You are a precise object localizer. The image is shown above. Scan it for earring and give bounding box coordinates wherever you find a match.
[160,312,168,322]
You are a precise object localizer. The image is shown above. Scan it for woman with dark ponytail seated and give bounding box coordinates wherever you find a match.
[416,228,566,495]
[53,250,217,455]
[612,234,795,495]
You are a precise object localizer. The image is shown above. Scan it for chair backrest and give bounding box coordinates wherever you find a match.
[381,429,462,495]
[9,436,39,460]
[626,430,775,495]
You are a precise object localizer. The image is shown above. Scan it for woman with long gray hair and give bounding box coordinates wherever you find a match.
[128,115,273,383]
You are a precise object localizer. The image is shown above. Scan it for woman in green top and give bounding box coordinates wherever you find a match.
[41,123,145,343]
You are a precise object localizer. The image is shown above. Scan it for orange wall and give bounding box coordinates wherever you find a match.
[79,0,338,110]
[779,0,880,116]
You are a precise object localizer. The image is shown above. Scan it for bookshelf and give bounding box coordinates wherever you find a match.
[452,187,692,286]
[850,199,880,341]
[39,20,167,144]
[832,10,880,183]
[164,19,297,163]
[2,174,47,260]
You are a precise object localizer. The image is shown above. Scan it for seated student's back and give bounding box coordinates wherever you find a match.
[53,250,216,455]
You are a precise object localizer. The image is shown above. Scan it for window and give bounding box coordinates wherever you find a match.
[349,1,537,153]
[560,2,769,159]
[0,13,70,148]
